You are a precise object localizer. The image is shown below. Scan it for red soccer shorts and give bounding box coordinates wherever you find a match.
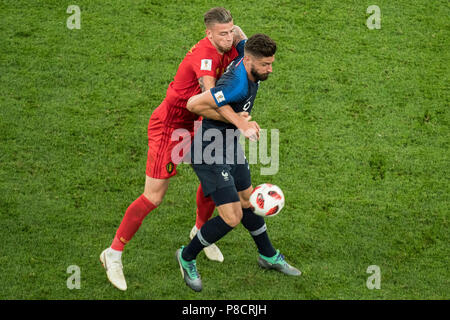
[146,102,197,179]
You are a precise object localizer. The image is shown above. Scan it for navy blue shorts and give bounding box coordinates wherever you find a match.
[192,160,252,206]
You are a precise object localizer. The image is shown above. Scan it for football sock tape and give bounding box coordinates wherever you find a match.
[242,207,277,258]
[196,229,212,247]
[250,223,267,237]
[183,215,232,261]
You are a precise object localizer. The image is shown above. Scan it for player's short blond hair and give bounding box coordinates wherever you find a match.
[204,7,233,28]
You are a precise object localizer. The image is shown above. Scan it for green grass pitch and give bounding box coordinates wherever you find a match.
[0,0,448,299]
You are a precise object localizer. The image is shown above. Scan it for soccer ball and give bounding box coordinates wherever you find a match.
[249,183,285,217]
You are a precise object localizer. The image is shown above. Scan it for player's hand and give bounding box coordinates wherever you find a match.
[239,121,260,141]
[238,112,251,122]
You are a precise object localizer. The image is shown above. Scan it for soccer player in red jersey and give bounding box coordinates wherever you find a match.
[100,7,250,291]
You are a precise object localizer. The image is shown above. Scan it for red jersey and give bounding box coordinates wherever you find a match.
[154,37,239,128]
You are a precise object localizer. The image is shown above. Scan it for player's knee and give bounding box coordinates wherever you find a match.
[142,191,164,207]
[143,176,169,207]
[226,210,243,228]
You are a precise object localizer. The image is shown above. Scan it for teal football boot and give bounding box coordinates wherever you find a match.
[258,250,301,276]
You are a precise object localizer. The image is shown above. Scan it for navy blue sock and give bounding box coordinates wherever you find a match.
[241,207,277,257]
[182,215,233,261]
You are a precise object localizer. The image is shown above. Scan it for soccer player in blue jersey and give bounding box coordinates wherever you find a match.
[175,34,301,292]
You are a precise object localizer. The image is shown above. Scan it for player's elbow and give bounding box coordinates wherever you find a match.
[186,97,196,113]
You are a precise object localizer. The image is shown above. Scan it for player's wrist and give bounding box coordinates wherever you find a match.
[235,117,249,131]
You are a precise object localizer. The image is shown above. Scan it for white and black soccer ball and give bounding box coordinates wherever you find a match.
[249,183,285,217]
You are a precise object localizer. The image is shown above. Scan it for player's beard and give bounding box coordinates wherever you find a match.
[250,67,270,82]
[218,43,232,53]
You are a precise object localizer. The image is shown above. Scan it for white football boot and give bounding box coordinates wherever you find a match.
[99,248,127,291]
[190,225,224,262]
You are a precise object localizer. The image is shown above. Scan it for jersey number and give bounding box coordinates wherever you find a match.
[243,101,252,111]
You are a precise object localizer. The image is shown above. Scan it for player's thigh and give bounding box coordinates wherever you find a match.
[143,175,170,206]
[238,185,253,209]
[191,164,235,199]
[233,161,252,208]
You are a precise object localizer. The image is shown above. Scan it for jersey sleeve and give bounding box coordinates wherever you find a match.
[236,39,246,58]
[209,68,248,107]
[192,48,221,79]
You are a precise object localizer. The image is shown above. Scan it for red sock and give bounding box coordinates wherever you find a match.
[111,194,157,251]
[195,184,216,229]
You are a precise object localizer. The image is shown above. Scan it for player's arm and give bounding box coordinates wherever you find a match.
[187,91,259,141]
[197,76,240,123]
[198,76,216,92]
[232,25,247,47]
[188,98,250,123]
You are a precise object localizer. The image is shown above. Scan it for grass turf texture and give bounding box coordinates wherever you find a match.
[0,0,448,299]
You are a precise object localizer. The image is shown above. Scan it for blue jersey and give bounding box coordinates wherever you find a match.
[206,39,259,133]
[191,40,260,165]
